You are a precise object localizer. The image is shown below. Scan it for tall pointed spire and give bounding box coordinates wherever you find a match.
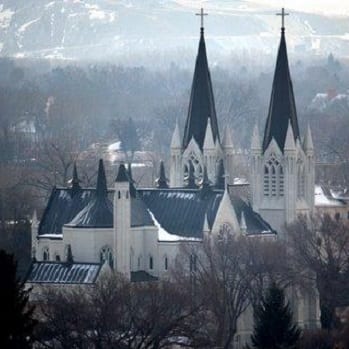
[156,160,169,188]
[203,117,215,149]
[69,162,81,196]
[251,124,261,151]
[215,159,225,190]
[262,11,300,153]
[170,120,181,149]
[304,124,314,152]
[183,14,219,150]
[96,159,108,198]
[222,125,234,149]
[116,163,129,182]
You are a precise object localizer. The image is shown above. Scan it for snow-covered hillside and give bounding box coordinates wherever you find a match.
[0,0,349,62]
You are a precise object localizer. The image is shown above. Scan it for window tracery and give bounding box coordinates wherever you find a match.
[263,153,284,197]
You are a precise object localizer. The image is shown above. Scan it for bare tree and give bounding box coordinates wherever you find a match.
[287,214,349,329]
[174,233,254,349]
[36,272,198,349]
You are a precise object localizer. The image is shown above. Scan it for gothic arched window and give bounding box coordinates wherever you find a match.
[100,246,114,269]
[183,152,203,184]
[264,154,284,197]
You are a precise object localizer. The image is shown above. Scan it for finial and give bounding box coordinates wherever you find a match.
[69,162,81,196]
[196,7,208,33]
[96,159,108,198]
[276,7,289,32]
[156,160,169,189]
[215,159,225,190]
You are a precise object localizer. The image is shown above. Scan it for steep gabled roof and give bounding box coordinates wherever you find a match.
[38,187,94,235]
[183,28,219,150]
[66,160,113,228]
[262,28,300,152]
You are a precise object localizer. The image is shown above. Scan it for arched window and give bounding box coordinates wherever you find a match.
[55,254,61,262]
[264,154,284,197]
[149,255,154,270]
[219,223,233,238]
[100,246,114,269]
[183,152,203,184]
[189,254,197,272]
[43,247,49,261]
[130,248,134,271]
[137,255,142,269]
[118,191,121,199]
[164,256,168,271]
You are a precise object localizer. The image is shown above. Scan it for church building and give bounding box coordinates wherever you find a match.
[27,9,319,347]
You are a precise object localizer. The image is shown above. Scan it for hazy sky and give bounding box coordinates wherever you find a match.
[178,1,349,16]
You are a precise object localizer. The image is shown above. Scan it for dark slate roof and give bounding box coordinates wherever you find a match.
[26,261,102,284]
[39,185,153,235]
[66,160,113,228]
[131,197,154,227]
[139,188,222,238]
[139,188,273,238]
[66,196,113,228]
[183,28,220,150]
[131,270,158,283]
[230,195,274,235]
[262,28,300,152]
[38,187,94,235]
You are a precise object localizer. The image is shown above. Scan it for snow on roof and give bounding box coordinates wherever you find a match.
[315,185,345,207]
[147,209,201,242]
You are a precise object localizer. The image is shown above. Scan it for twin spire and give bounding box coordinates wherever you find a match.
[182,9,220,150]
[262,8,300,153]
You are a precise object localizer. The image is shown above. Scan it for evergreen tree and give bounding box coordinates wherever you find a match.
[0,250,36,348]
[250,283,300,349]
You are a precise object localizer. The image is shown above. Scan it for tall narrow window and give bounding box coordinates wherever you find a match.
[43,247,49,261]
[164,256,168,271]
[297,160,305,199]
[149,256,153,270]
[264,154,284,198]
[189,254,197,272]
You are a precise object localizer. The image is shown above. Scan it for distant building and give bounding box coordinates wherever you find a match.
[28,14,320,347]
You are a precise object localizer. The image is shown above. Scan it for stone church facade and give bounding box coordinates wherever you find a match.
[28,15,320,348]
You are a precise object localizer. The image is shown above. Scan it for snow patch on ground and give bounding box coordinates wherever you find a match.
[0,5,14,29]
[18,18,40,33]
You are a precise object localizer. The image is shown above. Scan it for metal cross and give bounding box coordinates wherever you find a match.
[276,7,289,30]
[196,8,208,29]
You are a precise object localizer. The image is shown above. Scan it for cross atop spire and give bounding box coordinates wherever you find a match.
[196,7,208,32]
[276,7,289,32]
